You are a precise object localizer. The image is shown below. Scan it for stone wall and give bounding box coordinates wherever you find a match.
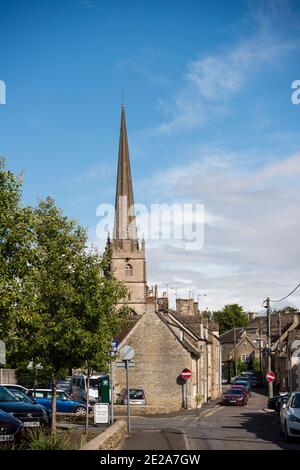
[0,368,17,384]
[113,309,193,408]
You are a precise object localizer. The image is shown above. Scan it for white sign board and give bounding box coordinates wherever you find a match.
[116,361,135,368]
[27,361,43,370]
[94,403,109,424]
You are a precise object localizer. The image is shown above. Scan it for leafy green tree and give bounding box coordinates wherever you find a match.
[212,304,248,335]
[0,158,36,346]
[273,306,298,315]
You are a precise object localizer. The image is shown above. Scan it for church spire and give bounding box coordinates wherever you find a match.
[113,101,138,247]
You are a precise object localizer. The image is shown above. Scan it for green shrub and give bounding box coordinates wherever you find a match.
[26,429,72,450]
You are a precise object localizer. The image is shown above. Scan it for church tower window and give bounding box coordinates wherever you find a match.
[125,264,133,277]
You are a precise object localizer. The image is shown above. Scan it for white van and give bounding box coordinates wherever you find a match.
[71,374,102,403]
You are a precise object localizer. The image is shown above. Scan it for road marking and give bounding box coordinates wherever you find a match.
[199,404,223,417]
[183,431,190,450]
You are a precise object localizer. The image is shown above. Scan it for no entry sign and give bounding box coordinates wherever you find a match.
[266,371,275,383]
[181,368,192,380]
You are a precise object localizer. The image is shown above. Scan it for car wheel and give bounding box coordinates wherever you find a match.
[74,406,86,414]
[280,424,284,437]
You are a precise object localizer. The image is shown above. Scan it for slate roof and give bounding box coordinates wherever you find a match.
[157,311,200,358]
[115,311,201,358]
[220,328,244,344]
[220,313,297,346]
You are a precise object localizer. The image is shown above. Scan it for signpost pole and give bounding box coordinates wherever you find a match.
[180,369,192,409]
[110,359,114,424]
[125,360,131,434]
[266,297,273,399]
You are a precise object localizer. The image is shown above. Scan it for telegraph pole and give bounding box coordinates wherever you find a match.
[233,327,237,376]
[266,297,273,399]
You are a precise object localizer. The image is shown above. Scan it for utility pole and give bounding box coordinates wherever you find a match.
[233,327,237,376]
[109,359,114,424]
[258,318,262,375]
[266,297,273,399]
[125,360,131,433]
[278,310,282,339]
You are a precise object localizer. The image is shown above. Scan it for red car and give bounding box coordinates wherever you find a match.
[231,384,249,399]
[223,388,247,406]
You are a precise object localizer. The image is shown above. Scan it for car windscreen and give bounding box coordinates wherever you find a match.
[10,389,34,403]
[90,379,100,390]
[130,389,144,399]
[227,389,243,395]
[291,395,300,408]
[0,386,19,402]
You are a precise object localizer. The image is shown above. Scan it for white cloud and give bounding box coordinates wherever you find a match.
[141,149,300,311]
[155,9,300,134]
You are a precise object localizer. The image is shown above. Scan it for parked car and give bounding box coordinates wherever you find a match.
[71,374,103,403]
[231,384,250,398]
[117,388,146,405]
[0,410,23,445]
[221,378,228,385]
[0,385,48,429]
[233,379,252,397]
[0,384,28,394]
[27,389,92,413]
[223,388,247,406]
[4,386,51,426]
[267,393,289,414]
[240,372,258,387]
[56,379,72,397]
[280,392,300,441]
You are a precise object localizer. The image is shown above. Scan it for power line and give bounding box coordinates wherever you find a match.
[269,282,300,303]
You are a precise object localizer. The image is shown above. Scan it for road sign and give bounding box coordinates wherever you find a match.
[27,361,43,370]
[94,403,109,424]
[120,345,135,361]
[266,371,275,383]
[111,340,119,351]
[181,368,192,380]
[116,361,135,368]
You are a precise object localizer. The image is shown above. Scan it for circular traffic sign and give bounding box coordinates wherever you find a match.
[120,345,135,361]
[266,371,275,382]
[181,368,192,380]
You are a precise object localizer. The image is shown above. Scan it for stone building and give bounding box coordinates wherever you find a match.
[220,325,264,381]
[271,313,300,392]
[113,301,221,409]
[220,311,300,389]
[108,102,221,408]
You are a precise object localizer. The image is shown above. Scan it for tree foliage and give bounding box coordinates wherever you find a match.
[0,160,129,433]
[211,304,248,335]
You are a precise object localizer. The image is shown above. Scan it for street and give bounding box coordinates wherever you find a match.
[121,389,300,450]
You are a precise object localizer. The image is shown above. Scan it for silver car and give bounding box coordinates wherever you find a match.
[117,388,146,405]
[280,391,300,441]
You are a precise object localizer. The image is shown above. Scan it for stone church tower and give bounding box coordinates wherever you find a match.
[107,101,147,315]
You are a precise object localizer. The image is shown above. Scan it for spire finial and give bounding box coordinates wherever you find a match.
[122,91,125,109]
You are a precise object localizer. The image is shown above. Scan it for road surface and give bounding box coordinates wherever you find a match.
[121,389,300,450]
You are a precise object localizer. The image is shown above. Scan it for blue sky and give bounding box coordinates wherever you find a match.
[1,0,300,310]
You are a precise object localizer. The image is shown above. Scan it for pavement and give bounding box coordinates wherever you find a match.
[120,389,300,450]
